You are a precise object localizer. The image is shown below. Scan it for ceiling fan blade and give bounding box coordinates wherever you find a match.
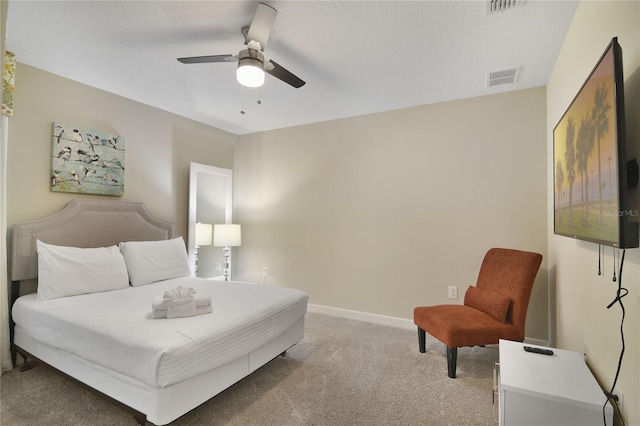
[265,60,305,88]
[177,54,238,64]
[244,3,277,50]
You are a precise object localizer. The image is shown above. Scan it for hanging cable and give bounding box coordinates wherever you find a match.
[598,244,602,276]
[602,249,627,426]
[240,87,246,115]
[611,248,617,282]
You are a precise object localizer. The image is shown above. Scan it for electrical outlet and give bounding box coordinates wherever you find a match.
[448,286,458,300]
[262,267,268,277]
[216,263,221,272]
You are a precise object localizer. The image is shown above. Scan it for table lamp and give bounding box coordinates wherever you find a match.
[213,224,241,281]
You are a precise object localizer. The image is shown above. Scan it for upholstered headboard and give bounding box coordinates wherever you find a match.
[11,199,175,282]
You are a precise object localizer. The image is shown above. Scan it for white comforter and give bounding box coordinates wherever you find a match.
[12,278,308,388]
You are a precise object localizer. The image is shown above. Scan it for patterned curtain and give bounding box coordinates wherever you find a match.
[2,51,15,116]
[1,50,14,371]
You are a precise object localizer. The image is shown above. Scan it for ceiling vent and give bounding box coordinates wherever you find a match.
[486,0,519,14]
[486,66,521,87]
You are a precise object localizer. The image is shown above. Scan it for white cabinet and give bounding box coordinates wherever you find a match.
[498,339,613,426]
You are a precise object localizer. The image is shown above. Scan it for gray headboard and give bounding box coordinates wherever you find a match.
[11,199,175,282]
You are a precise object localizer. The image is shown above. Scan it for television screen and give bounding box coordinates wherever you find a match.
[553,37,638,248]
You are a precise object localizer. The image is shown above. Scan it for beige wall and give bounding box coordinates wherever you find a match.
[7,64,237,240]
[234,87,549,340]
[547,1,640,425]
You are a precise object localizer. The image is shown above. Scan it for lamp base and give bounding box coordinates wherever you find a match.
[223,247,231,281]
[194,245,200,275]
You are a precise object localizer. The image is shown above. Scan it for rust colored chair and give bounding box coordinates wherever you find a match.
[413,248,542,378]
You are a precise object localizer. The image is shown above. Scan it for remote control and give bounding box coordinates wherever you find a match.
[523,346,554,356]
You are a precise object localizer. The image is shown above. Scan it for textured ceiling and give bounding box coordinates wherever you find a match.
[5,0,579,135]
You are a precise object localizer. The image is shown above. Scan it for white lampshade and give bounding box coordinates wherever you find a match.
[213,224,242,247]
[195,223,213,246]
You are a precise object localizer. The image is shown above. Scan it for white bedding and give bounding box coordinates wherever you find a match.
[12,277,308,388]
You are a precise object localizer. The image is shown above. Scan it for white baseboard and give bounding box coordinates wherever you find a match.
[307,303,549,345]
[307,304,415,330]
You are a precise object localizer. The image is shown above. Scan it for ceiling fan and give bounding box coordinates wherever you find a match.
[177,2,305,89]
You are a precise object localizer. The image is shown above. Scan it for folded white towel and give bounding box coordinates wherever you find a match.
[152,304,212,319]
[152,294,211,311]
[150,285,213,319]
[167,298,196,319]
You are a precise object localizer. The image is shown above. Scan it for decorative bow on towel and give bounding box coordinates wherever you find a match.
[151,286,212,319]
[163,286,196,301]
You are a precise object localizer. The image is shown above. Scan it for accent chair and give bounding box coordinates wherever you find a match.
[413,248,543,378]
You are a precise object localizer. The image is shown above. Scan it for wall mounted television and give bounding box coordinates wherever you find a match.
[553,37,638,249]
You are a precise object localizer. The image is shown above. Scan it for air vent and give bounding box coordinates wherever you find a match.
[487,0,518,14]
[486,67,521,87]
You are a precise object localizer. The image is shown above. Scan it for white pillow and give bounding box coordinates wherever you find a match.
[119,237,191,286]
[36,240,129,301]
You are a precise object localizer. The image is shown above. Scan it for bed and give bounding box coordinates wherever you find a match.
[9,199,308,425]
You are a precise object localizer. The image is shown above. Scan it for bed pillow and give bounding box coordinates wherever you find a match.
[36,240,129,301]
[119,237,191,286]
[463,285,512,323]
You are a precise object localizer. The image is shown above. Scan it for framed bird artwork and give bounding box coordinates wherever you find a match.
[50,122,125,196]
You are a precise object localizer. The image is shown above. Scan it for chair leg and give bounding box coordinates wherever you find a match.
[447,346,457,378]
[417,327,426,353]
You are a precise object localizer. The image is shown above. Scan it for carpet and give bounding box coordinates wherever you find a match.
[0,312,499,425]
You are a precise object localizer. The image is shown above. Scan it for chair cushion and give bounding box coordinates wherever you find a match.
[414,304,522,348]
[464,286,511,323]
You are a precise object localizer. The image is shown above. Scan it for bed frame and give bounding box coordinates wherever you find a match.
[9,199,304,425]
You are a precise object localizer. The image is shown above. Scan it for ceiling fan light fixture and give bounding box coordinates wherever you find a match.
[178,4,305,89]
[237,61,264,88]
[236,49,265,88]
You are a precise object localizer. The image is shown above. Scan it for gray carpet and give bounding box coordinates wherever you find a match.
[0,312,499,425]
